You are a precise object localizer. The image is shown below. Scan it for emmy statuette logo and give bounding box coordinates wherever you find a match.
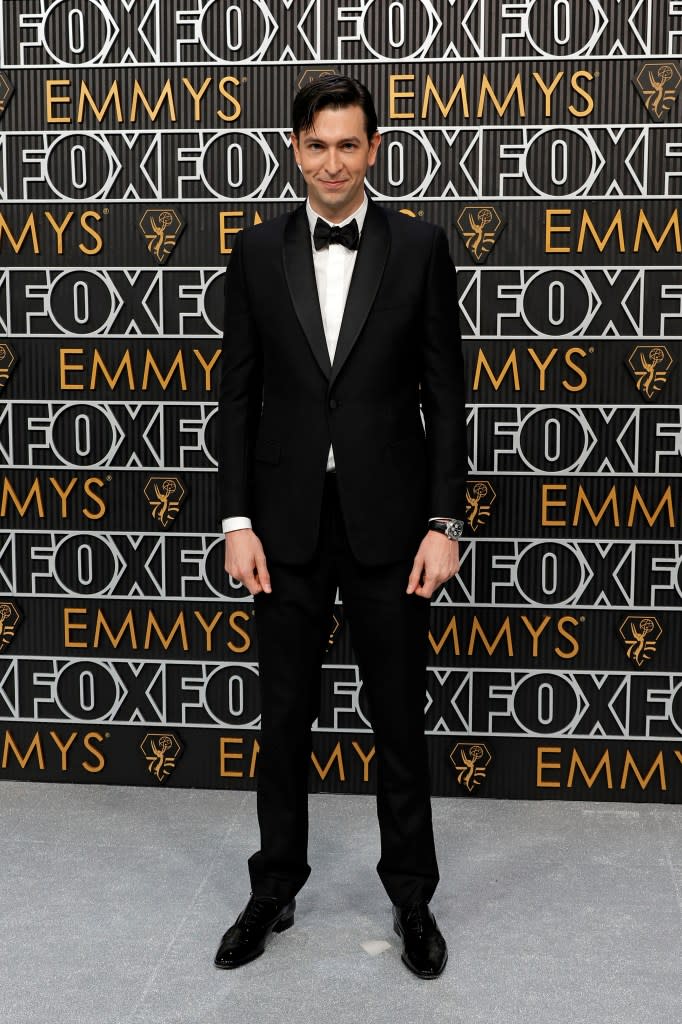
[138,209,185,264]
[456,206,505,263]
[465,480,496,532]
[144,476,187,528]
[140,733,183,783]
[626,345,675,400]
[0,343,17,389]
[634,63,682,121]
[618,616,663,668]
[0,601,22,652]
[450,743,492,793]
[296,68,338,91]
[0,71,14,116]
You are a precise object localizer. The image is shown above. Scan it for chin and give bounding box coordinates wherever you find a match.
[317,189,347,204]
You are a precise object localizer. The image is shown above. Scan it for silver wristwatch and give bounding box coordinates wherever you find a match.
[429,519,464,541]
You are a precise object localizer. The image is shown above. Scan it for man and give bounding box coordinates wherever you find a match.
[215,75,467,979]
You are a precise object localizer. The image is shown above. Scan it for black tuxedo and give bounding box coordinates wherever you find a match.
[218,199,466,906]
[218,200,466,564]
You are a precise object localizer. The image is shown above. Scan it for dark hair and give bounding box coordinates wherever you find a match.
[292,74,378,141]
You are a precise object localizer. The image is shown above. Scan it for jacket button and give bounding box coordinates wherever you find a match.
[329,399,339,410]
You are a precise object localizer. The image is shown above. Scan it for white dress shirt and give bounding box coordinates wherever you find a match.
[222,195,368,534]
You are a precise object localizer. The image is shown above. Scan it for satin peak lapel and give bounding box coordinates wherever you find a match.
[330,202,390,386]
[283,205,331,379]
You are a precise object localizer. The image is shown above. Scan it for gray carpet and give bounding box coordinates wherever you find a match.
[1,781,680,1024]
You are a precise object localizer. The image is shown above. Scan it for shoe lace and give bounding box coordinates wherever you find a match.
[241,897,279,929]
[403,903,430,935]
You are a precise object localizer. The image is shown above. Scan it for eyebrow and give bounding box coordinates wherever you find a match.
[304,135,362,145]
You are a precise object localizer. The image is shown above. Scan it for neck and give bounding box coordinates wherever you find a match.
[307,195,366,225]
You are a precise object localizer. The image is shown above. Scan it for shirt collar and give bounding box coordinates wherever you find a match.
[306,193,368,239]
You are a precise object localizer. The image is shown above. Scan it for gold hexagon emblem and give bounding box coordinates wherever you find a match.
[296,68,338,91]
[619,615,663,668]
[456,205,505,263]
[0,601,22,653]
[140,732,183,783]
[634,62,682,121]
[450,742,492,792]
[465,480,496,532]
[138,208,185,264]
[626,345,675,400]
[0,343,17,389]
[144,476,187,528]
[0,71,14,116]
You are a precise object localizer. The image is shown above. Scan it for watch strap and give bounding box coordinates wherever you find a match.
[429,519,464,541]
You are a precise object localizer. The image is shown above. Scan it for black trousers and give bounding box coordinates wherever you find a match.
[248,473,439,907]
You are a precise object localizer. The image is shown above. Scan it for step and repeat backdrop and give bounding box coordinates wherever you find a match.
[0,0,680,801]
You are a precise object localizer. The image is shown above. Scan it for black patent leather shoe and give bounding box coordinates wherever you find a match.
[393,903,448,979]
[214,894,295,969]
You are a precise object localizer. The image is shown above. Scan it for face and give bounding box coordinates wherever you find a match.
[291,105,381,223]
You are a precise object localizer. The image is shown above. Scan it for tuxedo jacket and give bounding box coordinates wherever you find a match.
[217,199,467,566]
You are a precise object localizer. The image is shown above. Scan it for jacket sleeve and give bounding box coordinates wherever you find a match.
[420,227,468,520]
[217,231,263,523]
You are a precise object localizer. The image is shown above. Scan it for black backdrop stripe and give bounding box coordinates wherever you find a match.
[0,1,680,801]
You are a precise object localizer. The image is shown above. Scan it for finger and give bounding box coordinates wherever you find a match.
[230,569,259,595]
[419,573,438,598]
[241,566,262,596]
[255,550,272,594]
[225,554,259,592]
[406,556,424,594]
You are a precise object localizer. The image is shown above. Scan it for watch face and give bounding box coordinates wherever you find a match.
[447,520,464,540]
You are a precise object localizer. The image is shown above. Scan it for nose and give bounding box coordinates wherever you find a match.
[323,147,343,176]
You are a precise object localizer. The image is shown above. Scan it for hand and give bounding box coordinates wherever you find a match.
[224,529,272,596]
[406,533,460,599]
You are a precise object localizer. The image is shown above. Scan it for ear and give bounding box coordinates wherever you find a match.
[290,131,301,165]
[367,131,381,168]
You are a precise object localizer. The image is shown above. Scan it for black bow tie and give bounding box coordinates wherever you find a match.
[313,218,360,251]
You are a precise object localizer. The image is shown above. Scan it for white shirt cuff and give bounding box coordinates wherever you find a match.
[222,516,252,533]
